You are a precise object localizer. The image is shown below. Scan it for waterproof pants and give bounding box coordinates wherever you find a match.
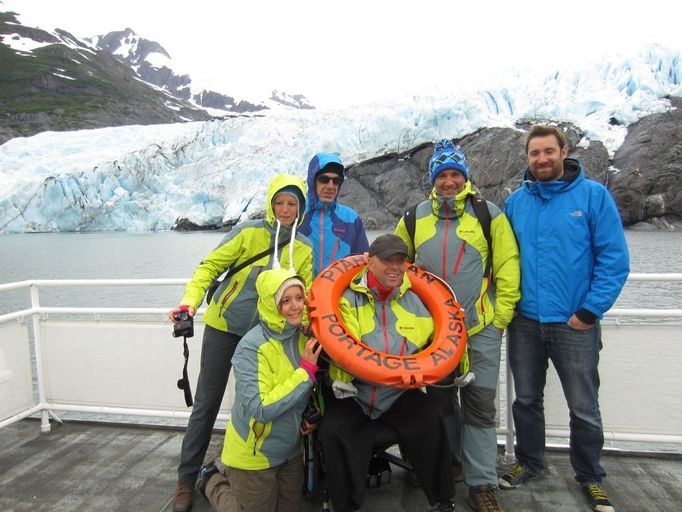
[177,326,241,484]
[319,388,454,512]
[433,324,502,487]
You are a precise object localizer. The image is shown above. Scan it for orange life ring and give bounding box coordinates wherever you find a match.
[307,254,468,388]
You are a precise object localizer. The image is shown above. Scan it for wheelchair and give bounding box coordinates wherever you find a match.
[303,411,417,507]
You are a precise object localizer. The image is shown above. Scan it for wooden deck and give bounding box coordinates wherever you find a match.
[1,419,680,512]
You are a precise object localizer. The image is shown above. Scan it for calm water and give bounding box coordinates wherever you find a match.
[1,230,680,445]
[1,230,681,313]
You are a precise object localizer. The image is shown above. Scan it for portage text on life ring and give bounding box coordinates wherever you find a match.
[307,254,468,388]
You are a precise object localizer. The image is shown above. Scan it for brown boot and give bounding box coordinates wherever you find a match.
[468,484,504,512]
[172,480,194,512]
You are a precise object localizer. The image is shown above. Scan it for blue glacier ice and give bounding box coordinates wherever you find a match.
[0,45,680,234]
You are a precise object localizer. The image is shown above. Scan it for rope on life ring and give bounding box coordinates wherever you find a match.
[307,254,468,388]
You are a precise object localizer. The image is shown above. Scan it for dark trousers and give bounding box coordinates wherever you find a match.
[177,326,241,484]
[508,314,606,483]
[318,389,454,512]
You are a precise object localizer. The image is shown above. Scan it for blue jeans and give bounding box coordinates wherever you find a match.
[508,314,606,484]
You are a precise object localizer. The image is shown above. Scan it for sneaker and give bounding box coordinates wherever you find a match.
[582,482,615,512]
[452,463,464,483]
[468,485,504,512]
[172,480,194,512]
[498,463,541,489]
[196,461,220,498]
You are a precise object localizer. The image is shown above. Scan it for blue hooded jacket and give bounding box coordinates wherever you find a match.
[503,159,629,323]
[298,152,369,275]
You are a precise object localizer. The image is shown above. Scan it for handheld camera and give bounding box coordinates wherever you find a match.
[173,310,194,338]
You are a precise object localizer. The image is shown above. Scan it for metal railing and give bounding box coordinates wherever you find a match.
[1,274,682,455]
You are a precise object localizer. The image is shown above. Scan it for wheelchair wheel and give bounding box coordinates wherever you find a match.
[303,431,324,499]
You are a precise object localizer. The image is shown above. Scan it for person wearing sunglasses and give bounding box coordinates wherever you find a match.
[299,152,369,275]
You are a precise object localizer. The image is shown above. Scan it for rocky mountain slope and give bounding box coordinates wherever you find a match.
[339,104,682,230]
[0,10,314,145]
[92,28,314,113]
[0,11,211,144]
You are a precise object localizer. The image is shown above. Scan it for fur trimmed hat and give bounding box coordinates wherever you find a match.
[428,139,469,184]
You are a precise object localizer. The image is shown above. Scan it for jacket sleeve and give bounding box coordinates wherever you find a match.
[489,209,521,329]
[581,188,630,319]
[180,230,244,309]
[233,338,312,424]
[351,215,370,254]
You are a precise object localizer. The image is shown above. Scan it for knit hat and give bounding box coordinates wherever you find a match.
[428,139,469,184]
[274,276,306,306]
[273,185,305,219]
[368,234,408,260]
[310,152,345,179]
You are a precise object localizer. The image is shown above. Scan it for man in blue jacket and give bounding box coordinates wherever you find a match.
[501,125,629,512]
[299,152,369,275]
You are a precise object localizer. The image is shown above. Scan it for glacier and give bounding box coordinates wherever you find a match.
[0,45,680,234]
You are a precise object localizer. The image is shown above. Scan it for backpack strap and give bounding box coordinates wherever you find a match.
[403,203,418,247]
[468,194,493,278]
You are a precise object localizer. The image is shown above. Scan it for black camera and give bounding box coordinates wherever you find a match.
[173,310,194,338]
[302,398,321,425]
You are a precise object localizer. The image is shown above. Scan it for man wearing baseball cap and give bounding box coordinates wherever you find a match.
[318,233,456,512]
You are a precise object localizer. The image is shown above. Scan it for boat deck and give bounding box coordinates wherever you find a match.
[1,419,680,512]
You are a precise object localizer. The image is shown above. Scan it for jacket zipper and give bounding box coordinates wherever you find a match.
[318,209,326,269]
[369,303,390,416]
[451,243,466,275]
[219,281,239,314]
[252,421,265,455]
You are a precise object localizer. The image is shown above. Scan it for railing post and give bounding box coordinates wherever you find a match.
[504,332,515,459]
[29,283,51,433]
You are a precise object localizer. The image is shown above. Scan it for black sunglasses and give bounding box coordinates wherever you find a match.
[316,175,343,185]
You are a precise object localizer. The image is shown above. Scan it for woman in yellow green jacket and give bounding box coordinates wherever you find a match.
[200,267,321,512]
[168,174,313,512]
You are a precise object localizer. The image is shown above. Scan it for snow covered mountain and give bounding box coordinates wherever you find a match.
[0,9,212,143]
[0,45,680,234]
[0,8,314,144]
[91,28,314,113]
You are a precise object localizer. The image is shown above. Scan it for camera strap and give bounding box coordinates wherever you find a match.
[177,336,193,407]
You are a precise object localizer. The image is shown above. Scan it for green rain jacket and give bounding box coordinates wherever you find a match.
[222,267,314,470]
[329,267,435,419]
[395,181,520,336]
[179,174,313,336]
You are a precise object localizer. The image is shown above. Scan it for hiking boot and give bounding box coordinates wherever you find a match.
[172,480,194,512]
[582,482,615,512]
[468,485,503,512]
[196,461,220,498]
[498,463,542,489]
[452,463,464,483]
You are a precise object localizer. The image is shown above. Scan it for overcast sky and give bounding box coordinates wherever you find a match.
[3,0,681,108]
